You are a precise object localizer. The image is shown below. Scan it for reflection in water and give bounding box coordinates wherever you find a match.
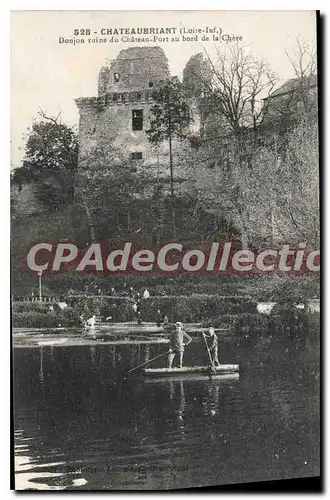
[39,347,44,385]
[108,346,116,368]
[168,380,186,439]
[144,344,150,364]
[49,346,55,363]
[205,383,219,414]
[89,346,96,363]
[13,337,320,490]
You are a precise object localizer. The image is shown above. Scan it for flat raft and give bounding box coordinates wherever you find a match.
[144,364,239,377]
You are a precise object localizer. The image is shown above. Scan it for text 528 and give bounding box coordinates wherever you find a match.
[74,29,91,36]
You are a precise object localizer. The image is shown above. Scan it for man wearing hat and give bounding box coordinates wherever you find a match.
[203,327,220,367]
[168,322,192,369]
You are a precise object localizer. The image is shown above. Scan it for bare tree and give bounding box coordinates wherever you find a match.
[187,40,319,248]
[286,36,317,79]
[187,45,278,245]
[285,36,317,117]
[202,44,278,137]
[262,37,317,135]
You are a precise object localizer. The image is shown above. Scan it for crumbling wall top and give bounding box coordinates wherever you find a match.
[98,46,170,95]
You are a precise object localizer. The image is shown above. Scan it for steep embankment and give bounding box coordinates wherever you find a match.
[11,201,91,296]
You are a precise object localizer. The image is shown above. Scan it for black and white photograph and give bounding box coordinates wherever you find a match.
[11,10,320,491]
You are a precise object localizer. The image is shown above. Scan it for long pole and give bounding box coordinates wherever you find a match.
[125,349,171,375]
[38,271,42,302]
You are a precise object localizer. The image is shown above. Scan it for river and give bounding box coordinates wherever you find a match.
[13,331,320,490]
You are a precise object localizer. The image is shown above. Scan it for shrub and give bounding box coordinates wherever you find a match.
[134,294,257,323]
[12,311,59,328]
[99,300,136,322]
[201,314,239,329]
[12,294,259,326]
[12,302,50,314]
[242,276,320,303]
[67,295,136,322]
[269,303,308,337]
[234,312,270,335]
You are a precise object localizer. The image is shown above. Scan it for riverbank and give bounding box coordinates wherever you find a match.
[12,322,231,349]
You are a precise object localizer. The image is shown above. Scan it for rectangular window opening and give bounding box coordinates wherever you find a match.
[132,109,143,131]
[131,152,143,160]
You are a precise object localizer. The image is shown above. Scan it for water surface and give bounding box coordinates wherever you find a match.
[13,332,320,490]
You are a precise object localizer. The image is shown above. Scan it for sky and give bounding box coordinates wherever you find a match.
[10,10,317,169]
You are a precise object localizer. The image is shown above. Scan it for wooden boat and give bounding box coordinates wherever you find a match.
[143,364,239,377]
[144,373,240,383]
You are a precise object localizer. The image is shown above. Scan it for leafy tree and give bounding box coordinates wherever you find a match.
[146,78,192,237]
[147,77,192,147]
[18,112,78,210]
[76,143,154,241]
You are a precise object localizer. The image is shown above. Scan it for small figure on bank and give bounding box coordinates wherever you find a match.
[168,322,192,369]
[86,315,97,329]
[203,327,220,367]
[143,289,150,299]
[133,300,141,324]
[156,309,162,327]
[163,315,169,326]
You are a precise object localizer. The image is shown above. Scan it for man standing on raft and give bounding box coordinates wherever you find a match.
[168,322,192,369]
[203,327,220,367]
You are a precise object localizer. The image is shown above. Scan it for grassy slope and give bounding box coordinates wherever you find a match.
[12,202,316,301]
[11,202,91,296]
[11,204,244,297]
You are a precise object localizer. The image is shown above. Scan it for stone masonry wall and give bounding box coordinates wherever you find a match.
[98,46,170,95]
[76,92,178,178]
[76,46,198,190]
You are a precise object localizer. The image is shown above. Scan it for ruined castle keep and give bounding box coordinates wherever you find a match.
[75,46,195,179]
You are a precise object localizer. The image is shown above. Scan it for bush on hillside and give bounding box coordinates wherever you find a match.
[12,302,50,314]
[201,314,239,329]
[269,303,309,337]
[12,311,59,328]
[138,294,257,323]
[234,312,270,335]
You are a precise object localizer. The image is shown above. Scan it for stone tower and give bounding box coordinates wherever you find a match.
[75,46,174,174]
